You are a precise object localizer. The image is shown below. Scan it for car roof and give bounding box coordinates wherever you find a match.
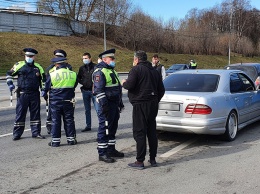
[169,64,188,66]
[173,69,243,75]
[227,63,260,67]
[225,63,260,80]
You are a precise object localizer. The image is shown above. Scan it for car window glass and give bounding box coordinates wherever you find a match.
[238,73,255,91]
[168,65,183,70]
[164,74,219,92]
[230,73,254,93]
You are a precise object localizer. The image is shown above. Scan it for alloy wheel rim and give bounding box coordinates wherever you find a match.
[229,113,237,138]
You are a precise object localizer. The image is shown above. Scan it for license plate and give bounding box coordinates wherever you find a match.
[159,103,180,111]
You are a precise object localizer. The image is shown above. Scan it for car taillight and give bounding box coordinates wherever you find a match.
[185,104,212,114]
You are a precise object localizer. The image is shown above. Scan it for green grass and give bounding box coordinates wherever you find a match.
[1,32,260,75]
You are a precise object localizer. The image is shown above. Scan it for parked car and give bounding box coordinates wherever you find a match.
[156,69,260,141]
[224,63,260,88]
[165,64,189,76]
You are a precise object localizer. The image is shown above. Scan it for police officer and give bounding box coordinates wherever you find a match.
[6,48,45,140]
[45,49,72,134]
[42,57,78,147]
[93,48,124,163]
[189,59,197,69]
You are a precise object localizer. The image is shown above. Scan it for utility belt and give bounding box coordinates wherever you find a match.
[15,88,39,98]
[63,98,77,107]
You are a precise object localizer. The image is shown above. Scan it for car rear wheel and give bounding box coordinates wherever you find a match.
[223,110,238,141]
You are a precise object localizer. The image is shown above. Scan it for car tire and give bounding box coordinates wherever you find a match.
[223,110,238,141]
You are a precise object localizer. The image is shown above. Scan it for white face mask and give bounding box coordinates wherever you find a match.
[25,56,33,63]
[83,59,90,65]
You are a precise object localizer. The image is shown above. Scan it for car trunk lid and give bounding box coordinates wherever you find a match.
[158,92,210,118]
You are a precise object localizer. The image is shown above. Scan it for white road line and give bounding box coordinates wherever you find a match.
[0,126,46,138]
[159,137,199,158]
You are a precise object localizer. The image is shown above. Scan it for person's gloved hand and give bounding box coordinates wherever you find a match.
[9,84,15,92]
[41,91,48,101]
[102,105,110,119]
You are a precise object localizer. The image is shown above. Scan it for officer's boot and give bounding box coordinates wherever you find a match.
[99,155,115,163]
[48,139,60,147]
[107,149,124,158]
[67,137,77,145]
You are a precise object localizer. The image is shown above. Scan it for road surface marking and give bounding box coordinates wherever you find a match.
[159,137,199,158]
[0,126,46,138]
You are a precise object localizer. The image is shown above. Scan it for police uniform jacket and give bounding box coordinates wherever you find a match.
[6,61,45,92]
[93,61,121,108]
[123,61,165,104]
[77,61,96,91]
[44,64,78,101]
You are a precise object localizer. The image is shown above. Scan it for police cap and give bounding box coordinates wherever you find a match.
[99,48,116,59]
[54,49,67,57]
[51,57,67,64]
[23,48,38,56]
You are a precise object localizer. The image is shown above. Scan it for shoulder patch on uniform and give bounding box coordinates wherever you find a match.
[94,75,100,82]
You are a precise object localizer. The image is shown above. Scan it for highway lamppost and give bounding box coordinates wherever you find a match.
[103,0,106,51]
[228,5,233,65]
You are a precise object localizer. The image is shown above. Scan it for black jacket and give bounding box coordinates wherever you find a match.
[77,62,96,90]
[122,61,165,104]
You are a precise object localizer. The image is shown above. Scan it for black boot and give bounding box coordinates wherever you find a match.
[99,155,116,163]
[81,127,91,132]
[107,150,124,158]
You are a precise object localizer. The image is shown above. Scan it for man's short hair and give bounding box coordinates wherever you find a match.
[152,54,159,58]
[134,50,147,61]
[83,52,91,58]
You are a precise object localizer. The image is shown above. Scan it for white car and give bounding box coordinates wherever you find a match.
[156,69,260,141]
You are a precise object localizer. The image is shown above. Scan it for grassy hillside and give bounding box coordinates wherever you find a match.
[1,32,260,75]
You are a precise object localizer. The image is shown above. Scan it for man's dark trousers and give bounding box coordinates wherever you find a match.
[132,99,159,162]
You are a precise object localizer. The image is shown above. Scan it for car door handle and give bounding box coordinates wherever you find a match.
[234,97,239,101]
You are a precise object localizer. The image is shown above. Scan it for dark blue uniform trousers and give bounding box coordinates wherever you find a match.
[13,91,41,137]
[97,100,120,156]
[50,100,76,144]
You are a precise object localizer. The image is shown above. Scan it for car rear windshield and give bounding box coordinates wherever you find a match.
[164,74,219,92]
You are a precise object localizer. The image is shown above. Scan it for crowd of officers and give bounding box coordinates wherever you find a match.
[6,48,165,167]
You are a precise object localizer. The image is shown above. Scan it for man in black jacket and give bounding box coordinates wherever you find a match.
[77,52,98,132]
[121,50,165,169]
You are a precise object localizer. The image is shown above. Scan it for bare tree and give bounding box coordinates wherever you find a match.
[37,0,98,34]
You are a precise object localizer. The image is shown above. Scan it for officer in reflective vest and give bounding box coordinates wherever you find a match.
[45,49,72,134]
[42,57,78,147]
[6,48,46,140]
[189,59,197,69]
[93,48,124,163]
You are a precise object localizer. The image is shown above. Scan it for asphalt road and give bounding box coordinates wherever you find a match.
[1,79,260,193]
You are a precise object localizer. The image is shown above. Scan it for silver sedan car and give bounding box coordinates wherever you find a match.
[156,69,260,141]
